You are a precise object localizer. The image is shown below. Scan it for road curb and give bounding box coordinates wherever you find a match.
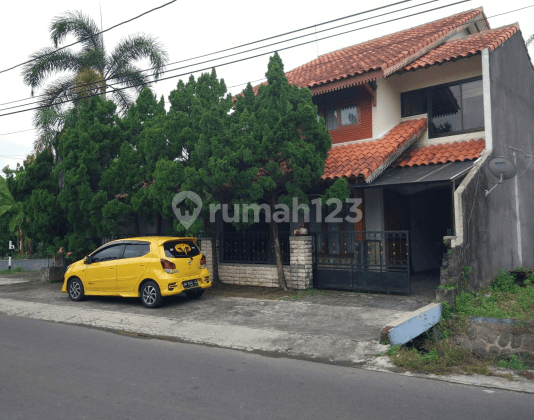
[380,302,442,345]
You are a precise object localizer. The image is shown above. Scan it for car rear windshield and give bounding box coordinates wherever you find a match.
[163,240,201,258]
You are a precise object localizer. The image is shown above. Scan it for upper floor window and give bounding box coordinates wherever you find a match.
[325,104,358,130]
[401,77,484,138]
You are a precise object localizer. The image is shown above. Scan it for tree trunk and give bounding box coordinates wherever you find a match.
[210,231,220,286]
[156,213,161,235]
[134,213,140,237]
[270,194,289,291]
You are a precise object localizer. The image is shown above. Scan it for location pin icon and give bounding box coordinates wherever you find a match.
[172,191,202,229]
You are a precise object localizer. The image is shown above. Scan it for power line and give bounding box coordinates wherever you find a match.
[0,0,440,113]
[0,1,529,119]
[0,0,421,109]
[0,0,469,115]
[0,128,36,136]
[3,0,528,112]
[0,0,177,75]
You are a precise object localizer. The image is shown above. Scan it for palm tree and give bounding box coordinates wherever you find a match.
[22,10,169,151]
[0,176,23,233]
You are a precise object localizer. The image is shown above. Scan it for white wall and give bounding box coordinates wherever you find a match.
[373,77,401,138]
[372,55,484,145]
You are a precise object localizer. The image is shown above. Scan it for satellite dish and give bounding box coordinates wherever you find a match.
[485,157,517,197]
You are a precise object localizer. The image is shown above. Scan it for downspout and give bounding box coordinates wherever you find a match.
[450,48,494,249]
[482,48,493,151]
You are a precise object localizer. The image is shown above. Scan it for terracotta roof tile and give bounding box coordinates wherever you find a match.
[323,118,427,181]
[392,138,485,167]
[285,8,484,91]
[403,25,518,71]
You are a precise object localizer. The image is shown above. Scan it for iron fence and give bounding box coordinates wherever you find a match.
[312,230,410,293]
[220,231,290,265]
[312,230,409,269]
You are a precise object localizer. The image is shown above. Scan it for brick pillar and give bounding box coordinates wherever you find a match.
[199,237,220,279]
[289,236,313,290]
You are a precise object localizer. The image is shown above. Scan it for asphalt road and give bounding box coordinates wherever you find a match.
[0,315,532,420]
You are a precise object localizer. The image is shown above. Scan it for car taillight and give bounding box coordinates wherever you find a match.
[160,258,176,274]
[200,255,206,269]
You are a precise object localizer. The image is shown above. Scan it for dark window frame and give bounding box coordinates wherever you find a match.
[401,76,484,138]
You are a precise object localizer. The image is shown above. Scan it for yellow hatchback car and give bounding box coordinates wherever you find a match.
[61,237,211,308]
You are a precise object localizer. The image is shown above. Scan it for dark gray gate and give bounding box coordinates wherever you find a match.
[312,231,410,294]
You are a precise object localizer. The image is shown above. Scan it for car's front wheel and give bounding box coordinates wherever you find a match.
[140,280,162,308]
[185,288,204,299]
[68,277,85,301]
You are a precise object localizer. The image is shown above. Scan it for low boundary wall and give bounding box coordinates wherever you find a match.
[201,236,313,290]
[0,258,51,271]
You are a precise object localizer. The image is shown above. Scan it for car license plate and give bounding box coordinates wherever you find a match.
[183,280,198,289]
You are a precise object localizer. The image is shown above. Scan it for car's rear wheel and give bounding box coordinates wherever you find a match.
[185,288,204,299]
[141,280,162,308]
[68,277,85,301]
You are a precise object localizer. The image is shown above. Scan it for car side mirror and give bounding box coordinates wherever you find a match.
[84,256,92,264]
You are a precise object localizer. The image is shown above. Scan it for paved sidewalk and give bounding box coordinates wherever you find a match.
[0,277,430,364]
[1,276,532,393]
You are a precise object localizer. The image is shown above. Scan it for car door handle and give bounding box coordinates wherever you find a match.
[109,267,115,270]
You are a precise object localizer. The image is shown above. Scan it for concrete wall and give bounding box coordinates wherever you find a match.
[489,32,534,272]
[0,258,51,271]
[449,32,534,289]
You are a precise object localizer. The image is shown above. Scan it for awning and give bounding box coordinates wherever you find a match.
[352,160,476,188]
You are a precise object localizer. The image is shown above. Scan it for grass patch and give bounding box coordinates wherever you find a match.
[0,267,23,275]
[497,354,527,370]
[386,338,492,375]
[455,270,534,319]
[386,303,491,375]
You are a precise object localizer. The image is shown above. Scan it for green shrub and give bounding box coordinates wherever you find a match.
[497,354,526,370]
[491,269,519,293]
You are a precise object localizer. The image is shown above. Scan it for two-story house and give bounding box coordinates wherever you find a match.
[215,7,534,294]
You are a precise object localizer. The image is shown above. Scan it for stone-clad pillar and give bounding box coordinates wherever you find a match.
[289,236,313,290]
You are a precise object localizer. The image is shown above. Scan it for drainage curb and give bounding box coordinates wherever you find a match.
[380,302,442,345]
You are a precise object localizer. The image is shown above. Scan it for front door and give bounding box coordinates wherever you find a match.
[85,244,124,292]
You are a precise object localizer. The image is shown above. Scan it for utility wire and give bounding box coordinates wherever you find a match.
[0,0,177,75]
[1,1,530,119]
[0,0,470,115]
[0,0,440,113]
[0,128,36,136]
[2,0,529,112]
[0,0,420,108]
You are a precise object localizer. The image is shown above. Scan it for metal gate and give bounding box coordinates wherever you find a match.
[312,231,410,294]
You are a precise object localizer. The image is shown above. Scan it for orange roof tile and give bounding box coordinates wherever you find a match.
[285,8,485,91]
[323,118,427,182]
[403,25,518,71]
[392,138,485,167]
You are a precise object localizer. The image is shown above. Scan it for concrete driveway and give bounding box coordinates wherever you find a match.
[0,274,433,365]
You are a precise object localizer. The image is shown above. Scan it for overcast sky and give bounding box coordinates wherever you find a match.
[1,0,533,175]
